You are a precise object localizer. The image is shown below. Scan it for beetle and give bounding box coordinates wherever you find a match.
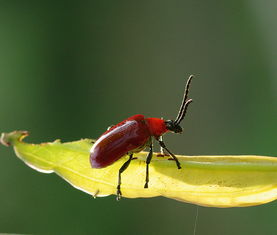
[90,75,194,200]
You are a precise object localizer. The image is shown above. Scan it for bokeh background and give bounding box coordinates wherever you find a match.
[0,1,276,234]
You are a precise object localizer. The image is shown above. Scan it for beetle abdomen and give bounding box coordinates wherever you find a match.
[90,115,150,168]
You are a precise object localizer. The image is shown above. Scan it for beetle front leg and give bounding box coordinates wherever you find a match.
[117,154,133,200]
[158,135,165,155]
[157,139,181,169]
[144,139,153,188]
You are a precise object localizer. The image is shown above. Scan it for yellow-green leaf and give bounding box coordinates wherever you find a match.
[1,130,276,207]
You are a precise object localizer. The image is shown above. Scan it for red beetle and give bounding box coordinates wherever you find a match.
[90,75,194,200]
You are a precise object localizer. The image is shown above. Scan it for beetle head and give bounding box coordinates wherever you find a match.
[165,120,183,133]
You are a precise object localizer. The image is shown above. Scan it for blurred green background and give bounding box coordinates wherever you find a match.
[0,1,276,234]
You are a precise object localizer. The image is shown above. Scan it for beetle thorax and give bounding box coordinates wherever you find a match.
[145,118,168,138]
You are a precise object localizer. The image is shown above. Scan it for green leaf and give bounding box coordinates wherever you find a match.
[1,130,277,207]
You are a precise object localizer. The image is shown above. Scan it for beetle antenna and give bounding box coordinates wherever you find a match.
[175,99,193,125]
[174,75,194,125]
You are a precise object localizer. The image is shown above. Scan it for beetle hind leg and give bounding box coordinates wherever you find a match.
[116,154,133,200]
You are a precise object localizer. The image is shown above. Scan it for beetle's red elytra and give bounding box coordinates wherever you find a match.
[90,75,194,200]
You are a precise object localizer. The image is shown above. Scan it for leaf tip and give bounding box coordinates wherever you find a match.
[0,130,29,147]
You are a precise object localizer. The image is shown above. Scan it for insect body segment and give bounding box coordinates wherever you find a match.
[90,75,194,200]
[90,115,150,168]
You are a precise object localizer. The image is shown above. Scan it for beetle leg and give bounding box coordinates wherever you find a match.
[107,125,115,131]
[116,154,133,200]
[159,136,165,154]
[157,139,181,169]
[144,139,153,188]
[158,118,166,155]
[156,136,170,157]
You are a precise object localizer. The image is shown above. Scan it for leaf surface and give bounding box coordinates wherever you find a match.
[1,131,277,207]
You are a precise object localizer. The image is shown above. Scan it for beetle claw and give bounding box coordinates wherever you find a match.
[116,192,121,201]
[116,187,122,201]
